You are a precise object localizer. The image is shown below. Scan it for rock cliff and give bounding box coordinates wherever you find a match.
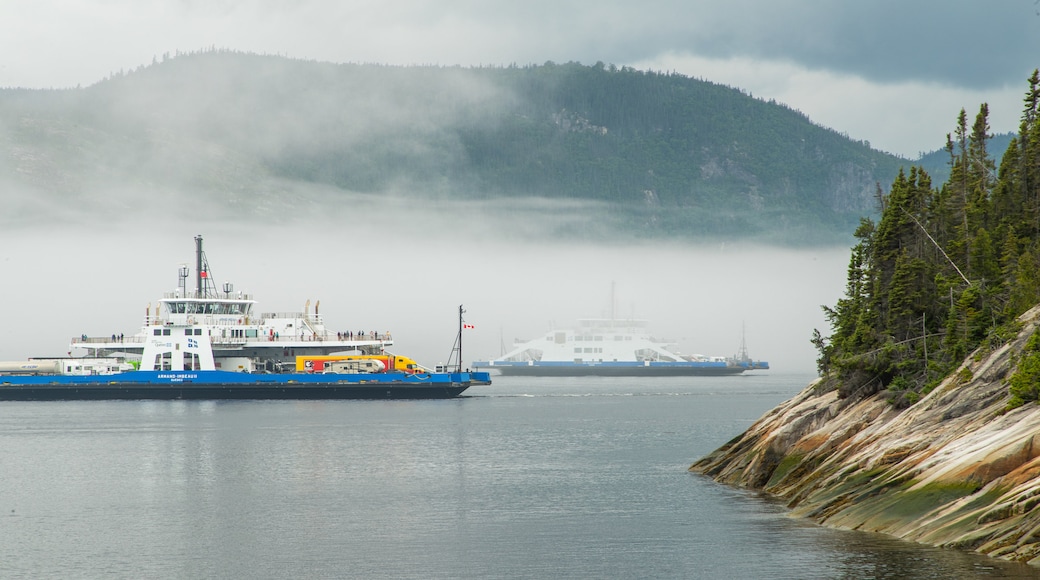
[691,304,1040,565]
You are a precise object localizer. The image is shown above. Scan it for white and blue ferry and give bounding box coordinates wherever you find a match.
[473,317,768,377]
[0,236,490,400]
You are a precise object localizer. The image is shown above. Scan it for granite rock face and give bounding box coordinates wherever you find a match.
[692,305,1040,565]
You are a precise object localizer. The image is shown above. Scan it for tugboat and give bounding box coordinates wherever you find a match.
[0,236,490,400]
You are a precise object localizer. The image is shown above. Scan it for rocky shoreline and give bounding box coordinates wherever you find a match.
[691,305,1040,565]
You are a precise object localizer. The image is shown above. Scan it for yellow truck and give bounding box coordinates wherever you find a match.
[295,354,424,374]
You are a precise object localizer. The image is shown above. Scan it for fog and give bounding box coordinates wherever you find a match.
[0,57,859,375]
[0,212,850,374]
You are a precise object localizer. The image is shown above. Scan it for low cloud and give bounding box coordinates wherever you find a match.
[0,207,850,374]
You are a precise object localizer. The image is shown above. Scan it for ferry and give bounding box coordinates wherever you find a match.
[472,317,768,377]
[0,236,490,400]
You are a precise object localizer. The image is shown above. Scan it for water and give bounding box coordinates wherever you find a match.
[2,372,1037,579]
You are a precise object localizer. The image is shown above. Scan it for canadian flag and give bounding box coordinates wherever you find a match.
[463,324,475,329]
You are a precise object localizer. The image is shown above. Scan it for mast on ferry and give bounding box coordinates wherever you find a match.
[446,305,466,373]
[735,322,750,363]
[194,235,217,298]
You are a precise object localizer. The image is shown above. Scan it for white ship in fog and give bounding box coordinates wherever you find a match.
[473,316,768,377]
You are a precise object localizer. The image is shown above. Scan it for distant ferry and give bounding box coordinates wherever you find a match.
[473,318,768,377]
[0,236,490,400]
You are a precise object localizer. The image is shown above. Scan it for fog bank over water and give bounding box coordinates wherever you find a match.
[1,218,850,374]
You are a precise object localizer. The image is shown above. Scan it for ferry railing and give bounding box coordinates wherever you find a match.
[161,291,255,301]
[72,335,146,345]
[73,315,394,346]
[71,333,394,348]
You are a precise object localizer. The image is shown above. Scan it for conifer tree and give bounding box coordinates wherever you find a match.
[817,73,1040,406]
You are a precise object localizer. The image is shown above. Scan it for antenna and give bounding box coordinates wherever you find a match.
[178,264,189,297]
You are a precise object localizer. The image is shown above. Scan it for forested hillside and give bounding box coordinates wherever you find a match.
[1,51,907,243]
[814,70,1040,407]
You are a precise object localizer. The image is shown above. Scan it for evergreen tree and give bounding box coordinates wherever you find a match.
[818,73,1040,406]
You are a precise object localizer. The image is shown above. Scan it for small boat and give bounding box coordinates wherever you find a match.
[0,236,490,400]
[472,317,768,377]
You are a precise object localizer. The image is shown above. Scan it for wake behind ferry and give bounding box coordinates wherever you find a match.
[473,317,768,377]
[0,236,490,400]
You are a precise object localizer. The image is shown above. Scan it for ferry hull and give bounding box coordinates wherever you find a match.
[0,370,490,401]
[474,362,748,377]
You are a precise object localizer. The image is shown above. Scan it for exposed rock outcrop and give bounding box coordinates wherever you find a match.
[692,305,1040,565]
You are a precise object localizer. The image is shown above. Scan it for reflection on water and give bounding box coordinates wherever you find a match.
[1,373,1038,579]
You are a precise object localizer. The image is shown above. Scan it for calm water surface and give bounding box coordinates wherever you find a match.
[2,372,1038,579]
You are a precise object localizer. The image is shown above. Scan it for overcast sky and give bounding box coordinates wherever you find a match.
[3,1,1039,157]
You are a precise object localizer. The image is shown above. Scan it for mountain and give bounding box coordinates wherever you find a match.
[1,50,909,244]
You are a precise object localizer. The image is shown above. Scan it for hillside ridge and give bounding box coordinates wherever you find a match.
[1,50,909,244]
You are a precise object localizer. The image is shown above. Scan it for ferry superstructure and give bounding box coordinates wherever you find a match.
[0,236,490,400]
